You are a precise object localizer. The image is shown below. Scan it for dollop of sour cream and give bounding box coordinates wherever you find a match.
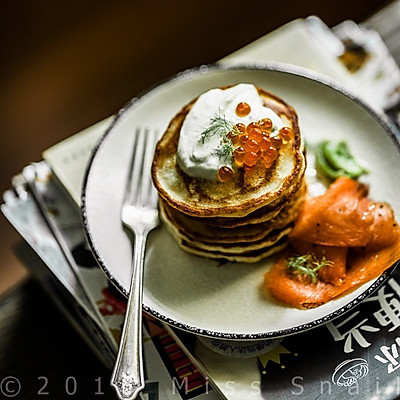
[177,83,284,180]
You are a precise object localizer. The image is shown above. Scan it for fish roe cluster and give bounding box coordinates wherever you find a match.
[217,102,294,182]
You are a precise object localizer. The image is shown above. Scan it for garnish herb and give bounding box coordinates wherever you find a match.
[315,140,367,181]
[199,112,241,162]
[287,253,333,284]
[213,138,233,162]
[200,114,232,143]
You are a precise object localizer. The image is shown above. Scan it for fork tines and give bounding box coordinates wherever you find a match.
[125,128,159,208]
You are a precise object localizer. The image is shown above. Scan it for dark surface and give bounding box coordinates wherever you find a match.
[0,279,116,399]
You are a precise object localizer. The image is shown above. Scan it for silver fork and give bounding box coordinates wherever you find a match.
[111,128,159,400]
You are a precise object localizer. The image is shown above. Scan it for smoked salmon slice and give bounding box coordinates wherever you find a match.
[265,177,400,309]
[290,177,374,247]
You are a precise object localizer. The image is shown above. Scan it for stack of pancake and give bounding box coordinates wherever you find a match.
[152,86,307,263]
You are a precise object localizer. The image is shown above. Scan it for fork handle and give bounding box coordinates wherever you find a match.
[111,231,147,399]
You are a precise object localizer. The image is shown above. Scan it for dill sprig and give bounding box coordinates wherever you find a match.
[199,113,240,144]
[287,253,333,284]
[199,112,244,162]
[213,138,233,162]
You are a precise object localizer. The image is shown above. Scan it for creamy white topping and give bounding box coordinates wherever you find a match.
[177,83,284,180]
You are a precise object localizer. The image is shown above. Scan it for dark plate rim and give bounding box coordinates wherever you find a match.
[81,62,400,340]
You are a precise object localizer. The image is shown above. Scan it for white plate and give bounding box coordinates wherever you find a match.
[82,64,400,339]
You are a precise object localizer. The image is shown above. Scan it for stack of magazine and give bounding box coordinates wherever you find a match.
[3,17,400,400]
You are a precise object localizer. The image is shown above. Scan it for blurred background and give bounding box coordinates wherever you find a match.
[0,0,390,295]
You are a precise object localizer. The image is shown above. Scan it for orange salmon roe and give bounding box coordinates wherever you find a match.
[260,134,272,150]
[227,132,239,146]
[235,123,246,134]
[246,122,262,142]
[236,102,251,117]
[244,151,259,167]
[218,166,234,182]
[270,135,283,150]
[244,139,259,152]
[233,146,246,166]
[259,118,273,133]
[262,146,278,163]
[239,134,249,145]
[279,127,294,143]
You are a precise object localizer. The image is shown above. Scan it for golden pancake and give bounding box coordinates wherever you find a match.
[159,181,305,244]
[152,86,305,218]
[152,84,307,263]
[161,205,292,253]
[178,238,288,263]
[193,175,307,228]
